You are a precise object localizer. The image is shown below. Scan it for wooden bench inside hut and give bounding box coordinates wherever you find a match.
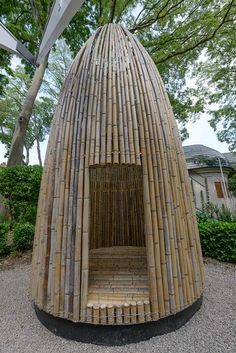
[88,165,149,306]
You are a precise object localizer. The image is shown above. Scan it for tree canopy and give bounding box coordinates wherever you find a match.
[0,0,235,160]
[0,40,72,164]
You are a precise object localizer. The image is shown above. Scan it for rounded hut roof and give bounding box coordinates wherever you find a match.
[183,144,231,169]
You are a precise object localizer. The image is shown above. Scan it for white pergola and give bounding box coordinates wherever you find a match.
[0,0,85,66]
[0,23,35,65]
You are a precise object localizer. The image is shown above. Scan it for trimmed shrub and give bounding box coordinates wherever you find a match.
[13,223,35,251]
[0,165,43,224]
[198,220,236,263]
[0,222,10,256]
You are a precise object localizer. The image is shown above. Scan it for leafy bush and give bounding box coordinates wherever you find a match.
[228,173,236,197]
[217,205,236,222]
[13,223,35,251]
[198,220,236,263]
[196,210,211,222]
[0,165,42,224]
[0,222,11,256]
[197,202,236,222]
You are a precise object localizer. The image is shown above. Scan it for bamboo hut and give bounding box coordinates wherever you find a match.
[32,23,204,344]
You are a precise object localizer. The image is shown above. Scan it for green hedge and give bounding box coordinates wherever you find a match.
[13,223,35,251]
[0,165,43,224]
[198,220,236,263]
[1,219,235,262]
[0,222,10,256]
[0,166,235,263]
[0,222,35,254]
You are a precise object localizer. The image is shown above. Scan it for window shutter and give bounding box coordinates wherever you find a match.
[214,182,224,198]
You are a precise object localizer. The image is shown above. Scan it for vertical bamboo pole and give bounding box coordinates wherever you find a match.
[137,301,145,323]
[113,27,125,164]
[47,70,76,314]
[116,304,123,325]
[107,304,115,325]
[86,303,93,323]
[130,302,137,324]
[123,303,130,324]
[100,304,107,325]
[106,25,113,164]
[144,300,151,322]
[93,304,99,324]
[72,38,96,321]
[111,26,119,164]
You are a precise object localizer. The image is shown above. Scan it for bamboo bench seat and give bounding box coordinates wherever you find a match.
[88,246,149,305]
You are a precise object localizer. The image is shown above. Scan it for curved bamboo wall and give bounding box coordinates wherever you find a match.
[32,23,204,324]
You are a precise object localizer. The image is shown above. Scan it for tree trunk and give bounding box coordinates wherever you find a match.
[7,54,49,166]
[36,139,42,166]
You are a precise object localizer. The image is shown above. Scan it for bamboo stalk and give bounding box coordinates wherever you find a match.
[130,301,137,324]
[137,301,145,323]
[100,304,107,325]
[116,304,123,325]
[86,303,93,323]
[123,303,130,324]
[113,27,125,164]
[107,304,115,325]
[144,300,151,322]
[72,38,95,321]
[93,304,100,324]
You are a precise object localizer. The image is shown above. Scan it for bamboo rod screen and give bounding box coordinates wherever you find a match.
[88,247,149,307]
[32,23,204,325]
[89,165,145,249]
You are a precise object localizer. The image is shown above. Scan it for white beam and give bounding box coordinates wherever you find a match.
[0,23,35,65]
[36,0,85,65]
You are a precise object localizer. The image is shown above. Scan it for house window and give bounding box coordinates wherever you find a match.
[214,182,224,198]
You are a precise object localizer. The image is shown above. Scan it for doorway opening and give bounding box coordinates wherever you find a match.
[88,164,149,305]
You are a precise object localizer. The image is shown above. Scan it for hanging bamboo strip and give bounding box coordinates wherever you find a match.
[89,165,145,248]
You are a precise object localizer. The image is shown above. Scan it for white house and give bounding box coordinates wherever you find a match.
[183,145,236,211]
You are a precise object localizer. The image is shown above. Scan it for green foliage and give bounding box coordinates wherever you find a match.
[1,1,235,150]
[43,39,73,100]
[0,165,42,224]
[0,222,11,256]
[12,223,35,251]
[228,173,236,197]
[0,220,34,256]
[130,0,236,149]
[197,202,236,222]
[11,250,23,258]
[0,0,90,93]
[0,66,54,163]
[0,0,52,93]
[198,220,236,263]
[0,40,72,163]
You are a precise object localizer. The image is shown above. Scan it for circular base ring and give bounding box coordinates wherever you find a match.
[35,296,202,346]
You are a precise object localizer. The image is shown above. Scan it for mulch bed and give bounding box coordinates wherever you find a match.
[0,250,32,271]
